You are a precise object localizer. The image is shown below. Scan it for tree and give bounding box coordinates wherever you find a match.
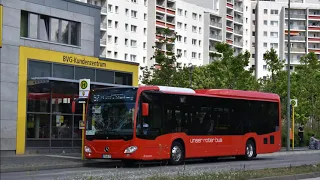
[140,28,180,86]
[293,52,320,127]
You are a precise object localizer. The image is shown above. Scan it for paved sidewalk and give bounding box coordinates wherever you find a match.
[0,148,318,173]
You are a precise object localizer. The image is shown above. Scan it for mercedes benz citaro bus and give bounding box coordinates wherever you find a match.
[72,86,281,166]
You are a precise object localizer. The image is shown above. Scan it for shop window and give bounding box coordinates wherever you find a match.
[28,61,52,79]
[115,72,132,85]
[75,67,95,80]
[51,115,73,147]
[96,69,114,83]
[26,114,50,147]
[53,64,74,79]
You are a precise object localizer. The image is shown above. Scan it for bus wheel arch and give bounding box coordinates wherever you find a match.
[169,138,185,165]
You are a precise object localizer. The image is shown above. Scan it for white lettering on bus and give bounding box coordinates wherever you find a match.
[190,138,223,143]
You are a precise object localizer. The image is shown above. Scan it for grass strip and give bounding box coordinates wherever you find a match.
[147,163,320,180]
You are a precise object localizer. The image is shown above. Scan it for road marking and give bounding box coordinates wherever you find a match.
[44,155,82,160]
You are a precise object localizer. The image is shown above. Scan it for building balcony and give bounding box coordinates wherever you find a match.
[210,21,222,28]
[227,2,233,8]
[156,6,166,12]
[234,40,243,47]
[285,14,306,19]
[308,25,320,31]
[308,37,320,42]
[308,15,320,20]
[100,23,108,30]
[234,6,243,12]
[166,23,175,29]
[285,25,306,30]
[101,7,108,15]
[100,39,107,45]
[234,30,243,35]
[226,26,233,32]
[227,14,233,20]
[166,8,176,15]
[285,47,306,53]
[226,39,233,44]
[308,49,320,54]
[285,36,306,41]
[156,20,166,27]
[210,34,222,41]
[234,17,243,24]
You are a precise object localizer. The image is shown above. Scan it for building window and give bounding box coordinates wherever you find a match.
[143,42,146,49]
[271,43,278,48]
[199,14,202,21]
[178,22,182,29]
[131,40,137,47]
[114,36,118,44]
[199,40,201,46]
[264,31,267,36]
[185,10,187,17]
[131,0,137,3]
[198,53,201,59]
[192,26,197,33]
[271,10,278,15]
[144,28,147,35]
[108,20,112,27]
[192,39,196,45]
[176,35,182,42]
[144,13,147,20]
[108,4,112,12]
[252,31,255,36]
[184,37,187,43]
[108,35,112,43]
[125,23,129,31]
[125,38,128,46]
[20,11,80,46]
[264,20,267,25]
[114,52,118,58]
[192,13,197,20]
[263,43,267,48]
[184,50,187,57]
[130,55,136,62]
[270,32,278,38]
[177,49,182,55]
[184,24,187,30]
[143,57,146,63]
[131,10,137,18]
[178,9,182,16]
[131,25,137,32]
[144,0,147,6]
[115,6,119,13]
[271,21,278,26]
[264,9,268,14]
[125,53,128,60]
[192,52,196,58]
[199,27,201,34]
[115,21,118,29]
[252,9,255,14]
[125,9,129,16]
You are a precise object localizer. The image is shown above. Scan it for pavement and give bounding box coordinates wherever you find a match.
[0,148,319,180]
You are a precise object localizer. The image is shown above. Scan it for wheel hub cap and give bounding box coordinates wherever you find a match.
[172,146,182,162]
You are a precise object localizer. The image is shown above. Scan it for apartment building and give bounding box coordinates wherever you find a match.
[79,0,249,75]
[252,0,320,79]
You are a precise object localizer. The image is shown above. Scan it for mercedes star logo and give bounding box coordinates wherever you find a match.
[105,147,109,152]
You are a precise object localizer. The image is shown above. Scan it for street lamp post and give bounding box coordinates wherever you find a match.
[286,0,291,151]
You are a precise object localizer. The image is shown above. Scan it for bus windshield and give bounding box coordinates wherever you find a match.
[86,87,137,141]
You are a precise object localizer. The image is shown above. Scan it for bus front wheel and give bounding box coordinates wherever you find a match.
[169,141,185,165]
[244,139,256,160]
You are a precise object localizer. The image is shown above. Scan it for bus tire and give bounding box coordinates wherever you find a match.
[169,141,185,165]
[244,139,256,160]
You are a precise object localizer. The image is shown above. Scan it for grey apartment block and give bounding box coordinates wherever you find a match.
[0,0,101,155]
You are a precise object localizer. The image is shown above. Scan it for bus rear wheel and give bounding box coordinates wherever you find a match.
[169,141,185,165]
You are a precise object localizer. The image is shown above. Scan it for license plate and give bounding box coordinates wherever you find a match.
[102,154,111,159]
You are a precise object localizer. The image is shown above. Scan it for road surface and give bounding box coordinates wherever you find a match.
[1,153,319,180]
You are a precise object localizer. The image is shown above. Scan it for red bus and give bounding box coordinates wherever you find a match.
[73,85,281,166]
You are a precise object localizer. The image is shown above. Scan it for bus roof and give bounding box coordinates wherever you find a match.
[195,89,280,101]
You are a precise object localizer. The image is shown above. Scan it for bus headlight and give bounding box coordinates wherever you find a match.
[84,146,92,153]
[124,146,138,154]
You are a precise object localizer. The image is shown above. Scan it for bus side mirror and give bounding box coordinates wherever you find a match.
[142,103,149,116]
[72,101,76,114]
